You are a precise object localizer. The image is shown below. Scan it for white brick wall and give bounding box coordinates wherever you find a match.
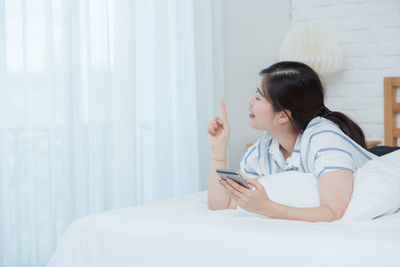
[291,0,400,145]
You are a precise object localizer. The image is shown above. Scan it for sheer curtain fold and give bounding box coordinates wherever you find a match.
[0,0,216,266]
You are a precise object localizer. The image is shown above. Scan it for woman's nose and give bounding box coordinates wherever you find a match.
[248,96,254,105]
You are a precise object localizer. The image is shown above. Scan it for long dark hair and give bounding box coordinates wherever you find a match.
[259,61,367,149]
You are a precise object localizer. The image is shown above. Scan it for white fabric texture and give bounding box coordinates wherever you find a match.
[240,117,377,178]
[236,150,400,220]
[238,171,320,213]
[343,149,400,220]
[47,150,400,266]
[46,190,400,267]
[0,1,216,266]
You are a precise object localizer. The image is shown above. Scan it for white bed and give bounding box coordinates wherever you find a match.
[47,186,400,267]
[47,77,400,266]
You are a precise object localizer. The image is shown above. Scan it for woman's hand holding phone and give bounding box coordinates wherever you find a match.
[206,101,231,159]
[219,171,273,215]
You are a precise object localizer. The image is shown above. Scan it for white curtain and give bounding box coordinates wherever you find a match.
[0,0,217,266]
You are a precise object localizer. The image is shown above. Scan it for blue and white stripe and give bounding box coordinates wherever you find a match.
[239,116,377,179]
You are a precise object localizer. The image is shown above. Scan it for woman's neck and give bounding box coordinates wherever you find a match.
[273,130,299,160]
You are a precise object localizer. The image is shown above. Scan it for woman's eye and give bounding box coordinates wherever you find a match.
[256,97,260,100]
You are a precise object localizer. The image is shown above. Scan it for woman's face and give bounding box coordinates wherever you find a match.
[248,79,277,131]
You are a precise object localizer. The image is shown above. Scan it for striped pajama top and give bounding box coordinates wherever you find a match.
[240,116,377,179]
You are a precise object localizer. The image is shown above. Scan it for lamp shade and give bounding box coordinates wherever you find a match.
[278,25,343,74]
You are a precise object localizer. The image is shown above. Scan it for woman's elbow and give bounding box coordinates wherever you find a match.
[208,202,226,211]
[321,205,345,222]
[208,203,218,210]
[327,214,342,222]
[208,203,233,211]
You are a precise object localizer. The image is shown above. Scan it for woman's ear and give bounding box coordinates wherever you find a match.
[278,110,292,124]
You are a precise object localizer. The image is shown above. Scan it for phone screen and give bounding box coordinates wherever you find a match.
[215,169,251,189]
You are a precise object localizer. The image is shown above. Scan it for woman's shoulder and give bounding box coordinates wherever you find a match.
[300,117,349,151]
[302,117,342,138]
[301,117,376,159]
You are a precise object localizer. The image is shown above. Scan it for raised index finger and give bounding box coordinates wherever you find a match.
[220,101,228,123]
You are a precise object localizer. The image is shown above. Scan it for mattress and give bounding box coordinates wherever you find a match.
[47,190,400,267]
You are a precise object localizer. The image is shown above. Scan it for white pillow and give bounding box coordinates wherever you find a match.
[257,171,319,208]
[236,149,400,220]
[342,149,400,220]
[236,171,319,215]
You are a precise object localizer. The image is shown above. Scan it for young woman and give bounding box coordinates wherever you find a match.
[206,61,377,222]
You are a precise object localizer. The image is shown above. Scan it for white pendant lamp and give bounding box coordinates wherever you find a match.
[278,25,343,74]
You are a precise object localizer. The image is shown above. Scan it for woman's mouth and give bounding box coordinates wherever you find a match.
[249,107,255,118]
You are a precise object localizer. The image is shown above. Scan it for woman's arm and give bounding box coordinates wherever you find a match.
[206,101,232,210]
[220,169,354,222]
[261,170,354,222]
[207,157,232,210]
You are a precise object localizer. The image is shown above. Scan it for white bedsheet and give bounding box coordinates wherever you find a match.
[47,190,400,267]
